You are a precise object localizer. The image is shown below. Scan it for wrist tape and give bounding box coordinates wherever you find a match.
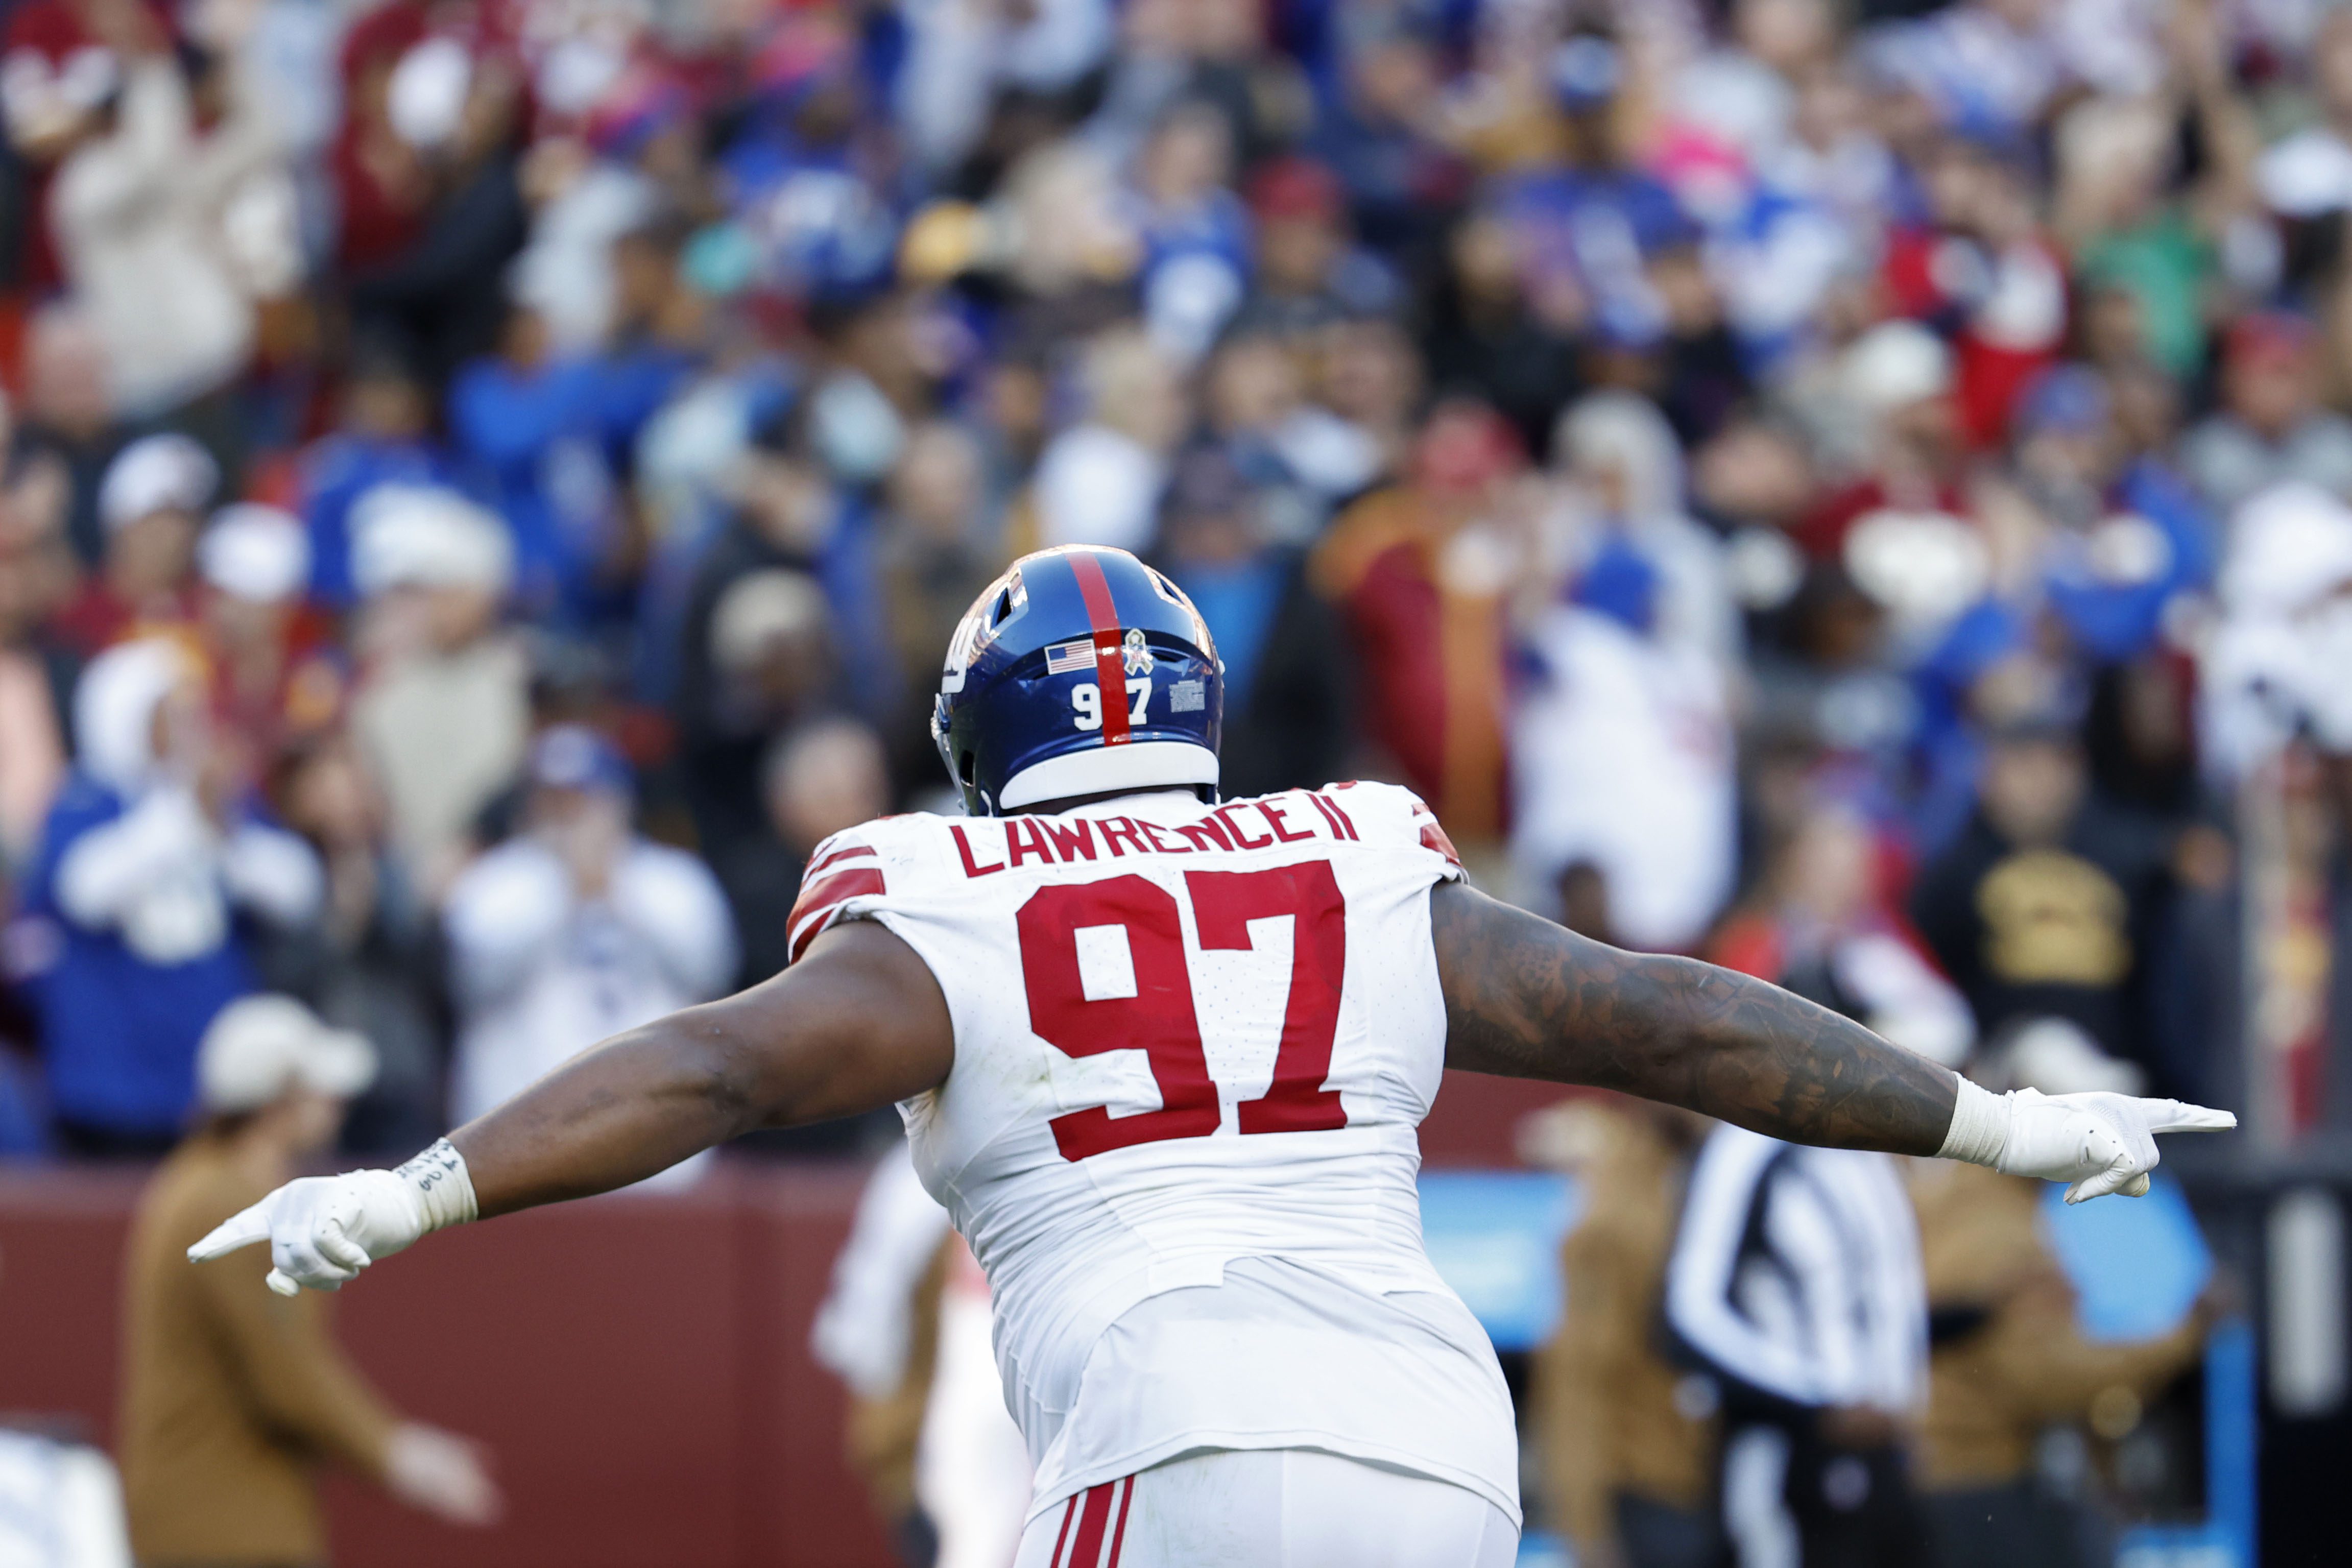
[1936,1077,2011,1168]
[393,1139,478,1233]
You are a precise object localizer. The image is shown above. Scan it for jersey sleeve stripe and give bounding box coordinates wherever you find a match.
[785,866,887,963]
[1417,817,1465,872]
[802,842,878,881]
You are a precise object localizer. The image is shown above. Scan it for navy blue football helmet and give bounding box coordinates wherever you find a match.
[932,546,1224,816]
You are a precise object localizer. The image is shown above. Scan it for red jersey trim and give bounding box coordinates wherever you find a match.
[786,865,887,964]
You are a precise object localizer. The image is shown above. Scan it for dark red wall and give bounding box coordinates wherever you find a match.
[0,1161,900,1568]
[0,1093,1551,1567]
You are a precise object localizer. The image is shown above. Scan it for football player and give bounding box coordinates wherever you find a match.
[194,546,2232,1567]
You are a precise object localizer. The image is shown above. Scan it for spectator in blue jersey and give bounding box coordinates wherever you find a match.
[2009,365,2214,667]
[1126,99,1254,361]
[446,302,633,624]
[1494,34,1699,352]
[298,336,462,609]
[1153,446,1349,800]
[1307,21,1470,258]
[19,640,321,1155]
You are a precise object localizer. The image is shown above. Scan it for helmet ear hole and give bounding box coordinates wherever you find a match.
[957,750,977,788]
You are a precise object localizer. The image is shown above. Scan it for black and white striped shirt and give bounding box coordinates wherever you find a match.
[1663,1125,1927,1416]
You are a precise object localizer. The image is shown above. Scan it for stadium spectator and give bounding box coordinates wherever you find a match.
[346,486,527,896]
[297,336,460,610]
[1031,327,1188,554]
[45,1,281,431]
[1419,206,1586,460]
[1910,1037,2228,1568]
[2180,312,2352,519]
[266,733,448,1156]
[50,431,217,657]
[1153,444,1351,800]
[1712,801,1977,1069]
[725,715,890,991]
[1508,406,1739,947]
[443,725,734,1133]
[679,566,843,870]
[20,639,320,1154]
[344,47,529,386]
[1313,399,1527,840]
[11,301,123,566]
[871,421,1005,792]
[446,300,632,621]
[1528,1098,1722,1568]
[0,475,73,869]
[194,504,342,756]
[1909,711,2182,1094]
[1231,154,1394,343]
[119,994,497,1564]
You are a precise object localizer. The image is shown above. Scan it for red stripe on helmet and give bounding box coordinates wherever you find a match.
[1067,552,1132,747]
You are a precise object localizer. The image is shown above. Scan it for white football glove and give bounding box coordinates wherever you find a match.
[187,1139,476,1294]
[1939,1080,2236,1202]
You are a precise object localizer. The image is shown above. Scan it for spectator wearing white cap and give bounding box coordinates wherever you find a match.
[118,994,499,1568]
[198,502,343,751]
[443,724,736,1171]
[17,638,323,1154]
[345,485,529,896]
[1787,320,1972,565]
[50,430,217,656]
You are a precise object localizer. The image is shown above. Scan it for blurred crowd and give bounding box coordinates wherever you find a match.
[0,0,2348,1170]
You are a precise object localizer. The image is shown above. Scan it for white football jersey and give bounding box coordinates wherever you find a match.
[786,782,1519,1525]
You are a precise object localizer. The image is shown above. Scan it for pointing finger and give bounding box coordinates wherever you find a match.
[187,1206,272,1263]
[2148,1102,2237,1135]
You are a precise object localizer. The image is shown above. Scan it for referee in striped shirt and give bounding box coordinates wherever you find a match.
[1663,1123,1931,1568]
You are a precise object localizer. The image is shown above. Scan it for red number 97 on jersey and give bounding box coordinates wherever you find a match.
[1016,866,1351,1161]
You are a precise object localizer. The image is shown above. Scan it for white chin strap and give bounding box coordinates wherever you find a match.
[997,741,1220,810]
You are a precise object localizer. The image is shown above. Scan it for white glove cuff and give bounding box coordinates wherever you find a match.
[1936,1077,2010,1168]
[394,1139,478,1233]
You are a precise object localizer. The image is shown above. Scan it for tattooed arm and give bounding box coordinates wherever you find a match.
[1432,881,1957,1152]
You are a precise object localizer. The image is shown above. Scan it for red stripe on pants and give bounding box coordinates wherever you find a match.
[1048,1493,1079,1568]
[1067,1481,1115,1567]
[1106,1475,1136,1566]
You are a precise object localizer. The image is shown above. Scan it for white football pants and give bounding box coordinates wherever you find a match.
[1011,1447,1520,1568]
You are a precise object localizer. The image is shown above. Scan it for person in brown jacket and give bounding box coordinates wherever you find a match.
[1911,1148,2222,1568]
[1527,1098,1723,1568]
[118,995,498,1567]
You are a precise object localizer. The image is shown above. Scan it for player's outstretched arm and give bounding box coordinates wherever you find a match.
[1430,882,2233,1194]
[189,921,953,1292]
